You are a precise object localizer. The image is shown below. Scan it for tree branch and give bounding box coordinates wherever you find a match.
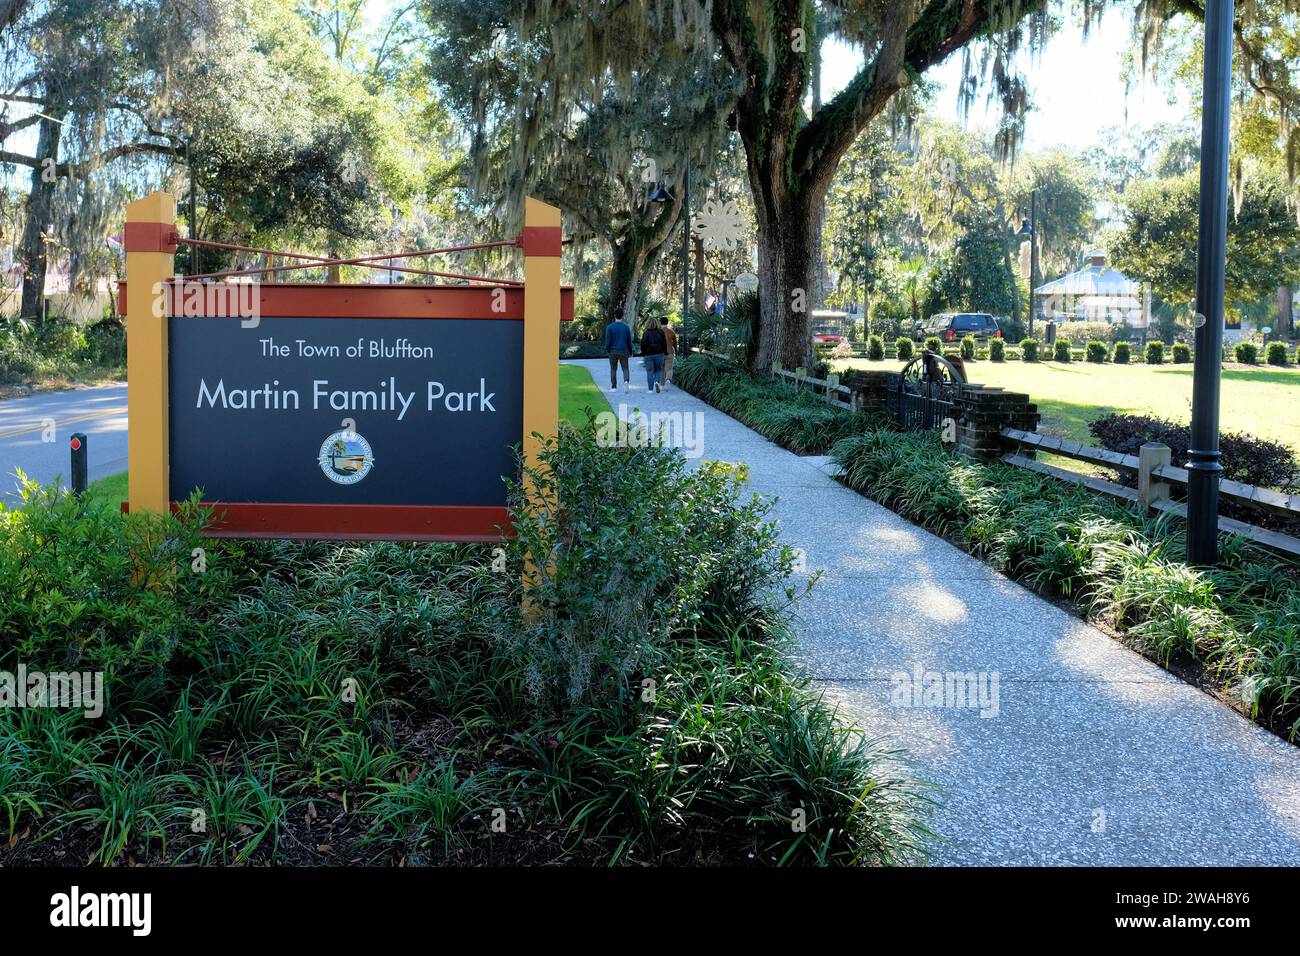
[794,0,1018,196]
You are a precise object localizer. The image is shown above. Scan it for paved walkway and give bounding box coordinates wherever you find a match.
[0,383,127,502]
[569,359,1300,865]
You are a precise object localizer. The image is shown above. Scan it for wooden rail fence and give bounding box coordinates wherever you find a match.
[1001,428,1300,558]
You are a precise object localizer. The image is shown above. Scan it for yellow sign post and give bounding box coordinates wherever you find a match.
[124,192,176,515]
[521,196,561,488]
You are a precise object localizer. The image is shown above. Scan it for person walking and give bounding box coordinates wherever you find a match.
[640,319,667,393]
[604,315,634,391]
[660,317,677,388]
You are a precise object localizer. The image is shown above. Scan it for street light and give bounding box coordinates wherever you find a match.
[1187,0,1234,566]
[1017,190,1039,336]
[679,168,691,323]
[649,178,689,322]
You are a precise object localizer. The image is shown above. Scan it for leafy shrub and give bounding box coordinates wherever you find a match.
[924,336,942,354]
[960,334,976,360]
[1172,342,1191,364]
[1113,342,1131,364]
[673,354,870,455]
[503,421,924,862]
[0,316,124,386]
[1234,342,1259,365]
[1086,341,1108,363]
[989,338,1005,362]
[505,423,785,711]
[0,480,223,713]
[1053,340,1072,362]
[0,429,924,866]
[895,337,914,361]
[82,319,126,368]
[684,290,758,364]
[1056,321,1125,346]
[867,335,885,361]
[867,296,908,341]
[34,320,87,363]
[1088,413,1299,490]
[1145,341,1164,365]
[1020,338,1039,362]
[561,341,607,359]
[1267,342,1289,366]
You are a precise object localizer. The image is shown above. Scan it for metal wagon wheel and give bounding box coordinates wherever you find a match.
[896,352,967,432]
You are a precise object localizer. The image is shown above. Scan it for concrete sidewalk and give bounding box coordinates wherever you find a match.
[569,358,1300,865]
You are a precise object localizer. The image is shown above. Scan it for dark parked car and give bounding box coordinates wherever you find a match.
[916,312,1002,344]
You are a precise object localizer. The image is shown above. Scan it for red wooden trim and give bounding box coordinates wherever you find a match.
[118,501,515,541]
[124,222,178,253]
[522,226,562,257]
[117,281,574,321]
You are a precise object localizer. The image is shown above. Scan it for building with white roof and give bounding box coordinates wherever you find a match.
[1034,250,1148,327]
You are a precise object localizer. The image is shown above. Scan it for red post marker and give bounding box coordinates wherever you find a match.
[70,432,87,497]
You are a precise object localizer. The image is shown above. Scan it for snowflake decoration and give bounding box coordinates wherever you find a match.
[692,199,745,252]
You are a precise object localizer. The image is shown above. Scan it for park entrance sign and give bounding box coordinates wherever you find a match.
[121,192,569,541]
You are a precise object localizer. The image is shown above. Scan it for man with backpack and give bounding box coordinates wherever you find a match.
[639,320,668,393]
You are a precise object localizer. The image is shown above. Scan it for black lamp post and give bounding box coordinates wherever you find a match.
[1017,190,1039,336]
[680,168,691,322]
[1187,0,1234,566]
[649,178,690,321]
[186,137,199,275]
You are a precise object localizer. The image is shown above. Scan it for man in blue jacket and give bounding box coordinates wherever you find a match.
[604,316,634,391]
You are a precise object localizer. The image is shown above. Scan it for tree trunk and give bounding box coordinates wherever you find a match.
[1277,285,1293,339]
[752,188,820,372]
[606,240,647,332]
[604,196,684,333]
[19,115,61,323]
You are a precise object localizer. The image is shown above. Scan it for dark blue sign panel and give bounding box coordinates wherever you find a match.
[168,316,523,506]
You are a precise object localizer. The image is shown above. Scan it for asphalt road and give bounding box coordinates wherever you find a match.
[0,383,127,504]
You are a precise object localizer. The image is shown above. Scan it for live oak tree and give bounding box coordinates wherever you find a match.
[1003,151,1097,279]
[1137,1,1300,333]
[1112,171,1300,311]
[423,0,737,329]
[176,0,419,275]
[0,0,420,319]
[0,0,209,319]
[480,0,1059,370]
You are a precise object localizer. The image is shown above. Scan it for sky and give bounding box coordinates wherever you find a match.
[822,6,1195,153]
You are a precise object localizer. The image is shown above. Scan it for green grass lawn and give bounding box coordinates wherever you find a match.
[558,362,612,424]
[837,356,1300,451]
[85,470,128,506]
[87,364,612,504]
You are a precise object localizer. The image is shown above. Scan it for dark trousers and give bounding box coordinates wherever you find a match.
[608,351,630,386]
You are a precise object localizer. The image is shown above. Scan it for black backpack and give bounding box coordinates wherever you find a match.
[642,327,666,354]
